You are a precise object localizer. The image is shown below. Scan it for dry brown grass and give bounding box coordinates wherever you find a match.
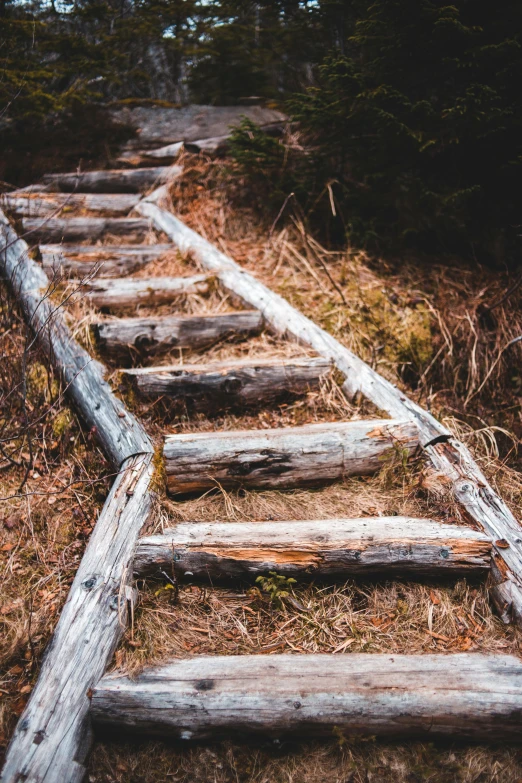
[2,162,522,781]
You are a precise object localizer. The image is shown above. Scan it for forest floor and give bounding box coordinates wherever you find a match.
[1,153,522,782]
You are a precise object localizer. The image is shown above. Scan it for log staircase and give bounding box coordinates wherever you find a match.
[1,163,522,782]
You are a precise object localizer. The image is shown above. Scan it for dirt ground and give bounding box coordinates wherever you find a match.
[2,154,522,781]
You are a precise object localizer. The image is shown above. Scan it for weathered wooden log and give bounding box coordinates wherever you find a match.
[139,196,522,628]
[41,166,181,193]
[1,192,140,217]
[0,210,155,782]
[93,310,263,360]
[122,356,331,410]
[22,217,151,243]
[134,517,491,580]
[91,653,522,742]
[40,243,171,278]
[117,142,184,167]
[79,274,210,310]
[164,419,419,494]
[1,454,154,783]
[0,209,152,466]
[184,135,229,156]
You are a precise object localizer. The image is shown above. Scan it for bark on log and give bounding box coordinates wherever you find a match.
[164,419,419,494]
[1,453,154,783]
[0,209,152,467]
[79,275,210,310]
[41,166,181,193]
[2,192,140,217]
[91,653,522,742]
[22,217,151,243]
[40,243,172,278]
[122,356,331,410]
[134,517,491,580]
[93,310,263,360]
[139,197,522,628]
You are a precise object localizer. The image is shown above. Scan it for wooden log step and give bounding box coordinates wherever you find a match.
[2,192,140,217]
[164,419,419,494]
[23,217,151,243]
[93,310,263,360]
[41,165,181,193]
[79,275,211,310]
[117,142,184,167]
[40,243,172,278]
[91,653,522,742]
[134,517,492,580]
[122,356,331,411]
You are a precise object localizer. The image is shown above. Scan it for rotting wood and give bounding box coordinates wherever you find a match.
[22,216,151,243]
[122,356,331,411]
[0,208,152,466]
[91,653,522,742]
[93,310,263,360]
[41,166,181,193]
[40,243,172,278]
[1,453,155,783]
[1,192,140,217]
[79,274,210,310]
[138,195,522,627]
[163,419,419,494]
[134,517,491,580]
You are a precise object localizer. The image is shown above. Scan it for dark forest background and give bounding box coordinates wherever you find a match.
[2,0,522,265]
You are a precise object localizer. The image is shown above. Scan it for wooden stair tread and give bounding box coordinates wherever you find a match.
[163,418,419,494]
[40,243,172,278]
[23,216,151,242]
[76,274,211,309]
[2,192,140,217]
[134,516,492,579]
[121,356,331,410]
[41,165,181,193]
[93,310,263,359]
[91,652,522,741]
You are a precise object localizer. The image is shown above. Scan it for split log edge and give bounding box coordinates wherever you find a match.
[134,517,492,580]
[91,653,522,742]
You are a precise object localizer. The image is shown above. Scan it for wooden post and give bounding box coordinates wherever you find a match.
[163,419,419,494]
[134,517,491,580]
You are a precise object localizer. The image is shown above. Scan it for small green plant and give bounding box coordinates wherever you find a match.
[255,571,297,609]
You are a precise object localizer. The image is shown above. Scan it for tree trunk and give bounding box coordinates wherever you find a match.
[122,356,331,410]
[163,419,419,494]
[91,653,522,742]
[134,517,491,580]
[93,310,263,361]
